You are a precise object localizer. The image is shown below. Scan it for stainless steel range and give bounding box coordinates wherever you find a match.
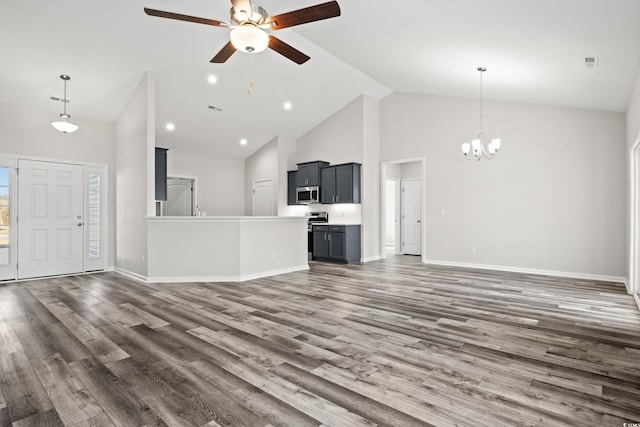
[306,211,328,256]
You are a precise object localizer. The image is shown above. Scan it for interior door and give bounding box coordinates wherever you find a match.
[253,179,273,216]
[166,177,193,216]
[402,178,422,256]
[17,160,84,279]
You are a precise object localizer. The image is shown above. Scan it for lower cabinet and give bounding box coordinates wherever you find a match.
[312,225,361,263]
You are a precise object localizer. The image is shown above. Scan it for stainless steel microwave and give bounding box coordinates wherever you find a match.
[296,186,320,204]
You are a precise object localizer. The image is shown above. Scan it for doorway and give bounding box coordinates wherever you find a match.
[0,157,107,281]
[253,179,274,216]
[385,178,400,254]
[165,177,195,216]
[631,136,640,308]
[381,158,425,260]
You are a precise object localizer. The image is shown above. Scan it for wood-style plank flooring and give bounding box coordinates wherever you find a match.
[1,255,640,426]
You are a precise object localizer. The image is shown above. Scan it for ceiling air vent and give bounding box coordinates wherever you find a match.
[583,56,598,69]
[208,105,223,112]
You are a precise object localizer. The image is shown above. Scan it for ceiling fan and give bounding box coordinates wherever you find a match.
[144,0,341,65]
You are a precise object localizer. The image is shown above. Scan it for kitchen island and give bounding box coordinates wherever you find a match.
[146,216,308,282]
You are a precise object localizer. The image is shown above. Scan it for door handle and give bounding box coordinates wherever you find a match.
[77,222,83,227]
[417,220,421,223]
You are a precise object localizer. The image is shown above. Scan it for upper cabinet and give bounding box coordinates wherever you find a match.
[155,147,168,201]
[296,161,329,187]
[321,163,361,204]
[287,171,298,206]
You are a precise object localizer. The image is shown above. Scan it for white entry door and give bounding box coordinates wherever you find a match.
[402,178,422,256]
[18,160,84,279]
[253,179,273,216]
[166,177,194,216]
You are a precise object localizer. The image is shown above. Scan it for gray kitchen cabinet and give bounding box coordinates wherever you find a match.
[296,161,329,187]
[320,162,361,204]
[155,147,168,201]
[312,224,361,263]
[287,170,298,205]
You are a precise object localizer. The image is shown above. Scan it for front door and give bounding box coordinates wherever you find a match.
[402,178,422,256]
[17,160,84,279]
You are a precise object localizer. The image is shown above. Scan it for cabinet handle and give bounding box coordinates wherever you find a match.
[336,195,339,202]
[328,234,331,241]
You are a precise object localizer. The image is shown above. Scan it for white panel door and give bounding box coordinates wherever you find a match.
[166,177,193,216]
[18,160,84,279]
[253,179,273,216]
[402,178,422,256]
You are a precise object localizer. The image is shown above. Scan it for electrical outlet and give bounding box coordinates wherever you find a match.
[471,247,477,255]
[441,209,446,216]
[142,255,146,264]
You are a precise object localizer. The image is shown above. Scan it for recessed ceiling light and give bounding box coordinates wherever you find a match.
[283,101,292,110]
[166,123,175,131]
[240,138,248,146]
[208,75,218,84]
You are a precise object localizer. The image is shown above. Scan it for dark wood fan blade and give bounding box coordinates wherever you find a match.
[268,35,310,64]
[210,41,237,63]
[144,8,227,27]
[266,1,340,30]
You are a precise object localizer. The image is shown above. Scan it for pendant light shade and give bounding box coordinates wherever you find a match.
[461,67,501,161]
[51,75,79,134]
[230,24,269,53]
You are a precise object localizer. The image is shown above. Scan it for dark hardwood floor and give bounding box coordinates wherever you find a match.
[1,255,639,426]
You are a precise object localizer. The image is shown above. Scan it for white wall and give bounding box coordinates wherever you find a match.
[361,95,381,261]
[167,148,244,216]
[115,73,153,278]
[245,138,277,215]
[0,102,116,268]
[626,64,640,289]
[381,92,627,279]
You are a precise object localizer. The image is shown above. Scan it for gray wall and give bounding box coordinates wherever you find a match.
[381,92,626,278]
[169,148,245,216]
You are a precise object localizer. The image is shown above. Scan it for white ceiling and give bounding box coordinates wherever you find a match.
[1,0,639,159]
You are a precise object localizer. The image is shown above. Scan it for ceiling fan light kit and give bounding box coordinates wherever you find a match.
[462,67,501,161]
[230,25,269,53]
[51,75,79,134]
[144,0,340,64]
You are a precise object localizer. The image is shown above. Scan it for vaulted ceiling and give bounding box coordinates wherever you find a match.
[1,0,639,159]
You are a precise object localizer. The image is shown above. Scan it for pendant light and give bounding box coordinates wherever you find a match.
[461,67,501,160]
[51,74,79,134]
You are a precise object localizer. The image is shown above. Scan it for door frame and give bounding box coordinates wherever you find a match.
[630,134,640,308]
[0,153,108,281]
[380,158,426,262]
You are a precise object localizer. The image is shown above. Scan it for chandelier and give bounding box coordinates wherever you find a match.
[51,74,79,134]
[461,67,500,160]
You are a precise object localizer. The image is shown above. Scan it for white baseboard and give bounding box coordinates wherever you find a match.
[361,255,382,263]
[114,267,147,283]
[423,259,627,285]
[634,293,640,311]
[144,264,310,284]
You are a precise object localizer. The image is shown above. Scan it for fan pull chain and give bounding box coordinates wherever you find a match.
[248,52,256,95]
[248,80,255,95]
